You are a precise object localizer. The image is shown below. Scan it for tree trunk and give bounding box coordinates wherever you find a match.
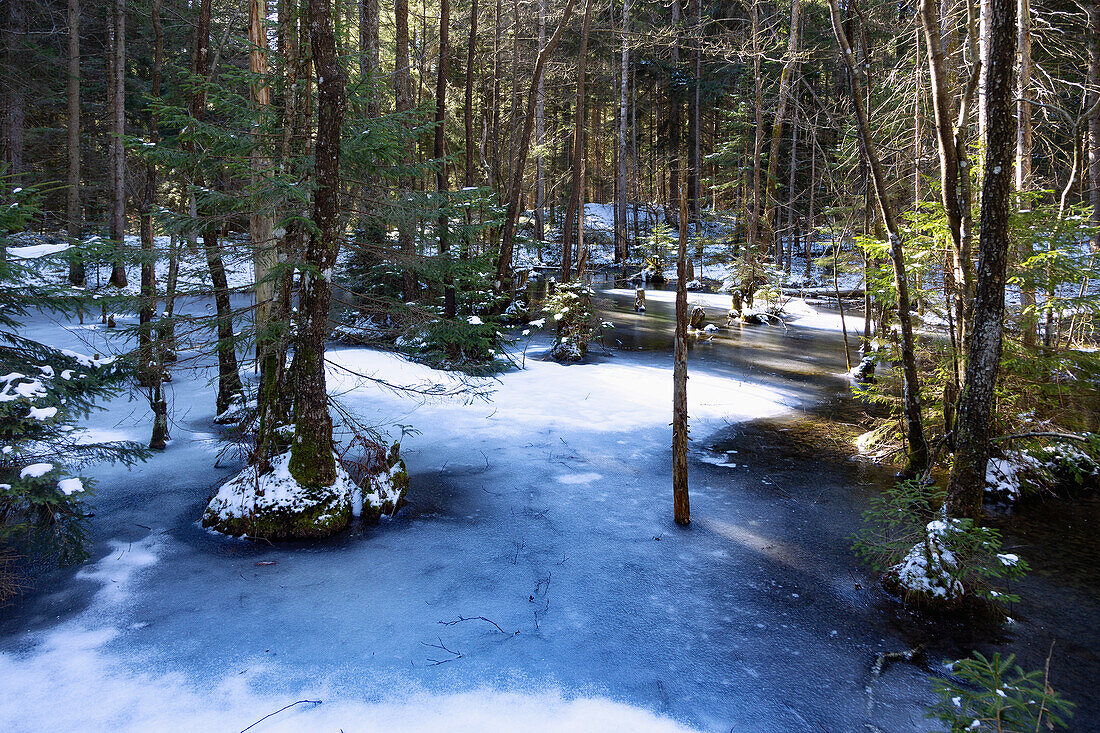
[395,0,417,301]
[948,0,1016,519]
[464,0,478,258]
[436,0,454,317]
[138,0,164,391]
[673,164,690,526]
[4,0,24,183]
[67,0,84,287]
[919,0,977,350]
[561,0,594,283]
[108,0,128,288]
[252,0,281,466]
[748,3,764,256]
[534,0,545,248]
[1089,0,1100,253]
[666,0,682,230]
[289,0,346,489]
[1015,0,1036,347]
[616,0,629,270]
[828,0,930,475]
[762,0,802,256]
[495,0,578,293]
[192,0,242,416]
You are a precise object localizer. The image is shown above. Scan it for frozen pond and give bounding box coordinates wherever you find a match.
[1,288,1094,731]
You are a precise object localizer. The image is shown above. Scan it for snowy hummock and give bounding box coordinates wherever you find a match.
[203,448,405,539]
[7,242,72,259]
[888,520,965,603]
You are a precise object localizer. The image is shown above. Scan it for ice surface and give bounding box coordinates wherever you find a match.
[0,294,939,732]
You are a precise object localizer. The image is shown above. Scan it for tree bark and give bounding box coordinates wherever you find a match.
[919,0,977,349]
[948,0,1016,519]
[67,0,84,287]
[395,0,417,301]
[828,0,930,475]
[4,0,24,183]
[495,0,577,293]
[561,0,594,283]
[289,0,346,488]
[616,0,629,271]
[1089,0,1100,253]
[138,0,164,391]
[436,0,454,317]
[108,0,128,288]
[762,0,802,257]
[464,0,479,258]
[534,0,546,249]
[1015,0,1036,347]
[252,0,281,466]
[673,164,690,526]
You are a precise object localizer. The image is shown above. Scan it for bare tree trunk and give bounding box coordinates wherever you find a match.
[688,0,701,227]
[139,0,164,393]
[948,0,1015,519]
[673,165,690,526]
[828,0,930,475]
[251,0,281,466]
[360,0,380,117]
[919,0,978,349]
[561,0,594,283]
[192,0,242,416]
[762,0,802,256]
[4,0,24,183]
[495,0,578,292]
[1089,0,1100,253]
[534,0,545,248]
[67,0,84,287]
[108,0,128,288]
[616,0,629,271]
[289,0,346,490]
[666,0,682,230]
[1015,0,1036,347]
[436,0,454,317]
[464,0,478,260]
[395,0,417,301]
[748,2,763,256]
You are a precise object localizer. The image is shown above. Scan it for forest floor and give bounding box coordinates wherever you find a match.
[1,282,1097,731]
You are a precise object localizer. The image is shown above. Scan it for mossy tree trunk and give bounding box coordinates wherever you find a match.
[948,0,1016,519]
[288,0,345,489]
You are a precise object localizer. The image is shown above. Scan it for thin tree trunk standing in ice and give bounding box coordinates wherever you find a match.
[142,0,168,450]
[108,0,128,288]
[395,0,417,301]
[495,0,577,293]
[762,0,802,260]
[251,0,281,467]
[616,0,629,271]
[561,0,593,284]
[1015,0,1037,348]
[192,0,243,417]
[673,164,690,527]
[464,0,479,258]
[289,0,346,488]
[435,0,454,317]
[948,0,1016,519]
[827,0,930,475]
[1089,0,1100,253]
[67,0,84,287]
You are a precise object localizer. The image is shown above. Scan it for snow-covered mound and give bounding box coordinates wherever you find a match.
[202,447,408,539]
[884,519,965,607]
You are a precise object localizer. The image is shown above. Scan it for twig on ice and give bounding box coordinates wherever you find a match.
[239,700,322,733]
[438,615,518,636]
